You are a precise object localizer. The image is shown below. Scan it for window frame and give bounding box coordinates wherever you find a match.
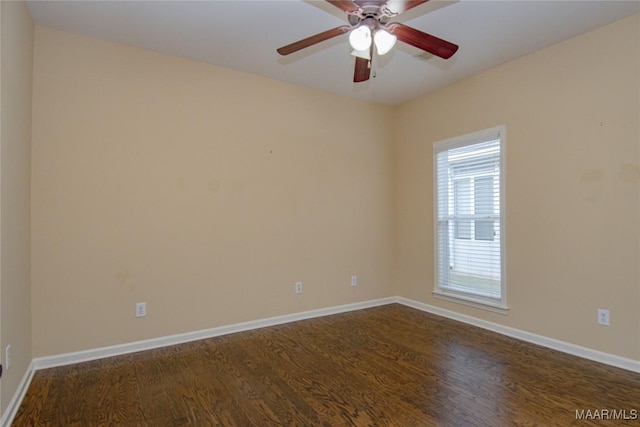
[432,125,508,314]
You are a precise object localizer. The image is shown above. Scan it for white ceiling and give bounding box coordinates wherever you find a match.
[27,0,639,106]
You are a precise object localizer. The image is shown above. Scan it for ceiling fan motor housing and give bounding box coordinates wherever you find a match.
[348,4,394,26]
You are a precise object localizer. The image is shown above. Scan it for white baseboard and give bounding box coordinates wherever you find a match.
[3,297,393,425]
[4,295,638,426]
[33,297,396,370]
[1,360,35,427]
[33,295,640,374]
[396,296,640,373]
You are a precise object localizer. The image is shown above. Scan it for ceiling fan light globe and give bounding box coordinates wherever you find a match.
[349,26,372,51]
[351,49,371,60]
[374,29,397,55]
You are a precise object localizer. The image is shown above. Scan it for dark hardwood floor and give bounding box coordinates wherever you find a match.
[13,304,640,426]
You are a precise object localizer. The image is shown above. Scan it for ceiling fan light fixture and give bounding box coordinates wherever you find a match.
[374,29,397,55]
[349,25,372,51]
[276,0,459,84]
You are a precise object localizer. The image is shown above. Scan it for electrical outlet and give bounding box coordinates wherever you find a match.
[597,309,610,326]
[136,302,147,318]
[295,282,302,295]
[5,345,11,370]
[351,275,358,287]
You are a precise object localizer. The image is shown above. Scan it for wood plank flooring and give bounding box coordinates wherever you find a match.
[13,304,640,426]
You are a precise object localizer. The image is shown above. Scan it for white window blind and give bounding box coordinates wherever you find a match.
[434,127,506,310]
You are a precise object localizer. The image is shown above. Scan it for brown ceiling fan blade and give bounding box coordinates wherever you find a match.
[326,1,360,13]
[379,0,429,15]
[353,56,371,82]
[277,26,351,56]
[388,23,458,59]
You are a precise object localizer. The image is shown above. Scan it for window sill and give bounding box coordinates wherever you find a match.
[432,291,509,315]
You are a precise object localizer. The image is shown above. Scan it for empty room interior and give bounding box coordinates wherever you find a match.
[2,0,639,425]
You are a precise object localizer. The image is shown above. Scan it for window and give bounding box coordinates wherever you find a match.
[433,126,507,312]
[474,176,495,241]
[453,179,471,239]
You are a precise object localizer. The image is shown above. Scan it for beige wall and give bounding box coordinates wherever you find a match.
[1,0,34,415]
[394,14,639,360]
[30,14,639,363]
[31,27,395,357]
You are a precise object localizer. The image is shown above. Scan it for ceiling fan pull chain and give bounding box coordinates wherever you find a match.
[371,56,377,79]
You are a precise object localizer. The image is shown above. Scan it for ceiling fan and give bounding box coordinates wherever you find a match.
[276,0,459,83]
